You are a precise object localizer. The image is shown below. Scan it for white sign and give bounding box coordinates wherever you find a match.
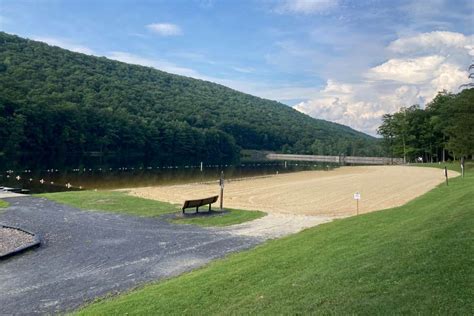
[353,192,361,200]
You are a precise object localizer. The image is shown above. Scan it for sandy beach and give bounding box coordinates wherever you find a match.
[127,166,457,218]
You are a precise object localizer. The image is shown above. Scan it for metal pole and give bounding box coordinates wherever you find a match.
[357,199,359,215]
[200,161,203,183]
[445,166,448,186]
[219,171,224,210]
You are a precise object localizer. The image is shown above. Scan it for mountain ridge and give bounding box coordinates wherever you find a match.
[0,32,381,165]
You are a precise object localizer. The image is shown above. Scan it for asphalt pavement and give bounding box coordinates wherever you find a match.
[0,196,262,315]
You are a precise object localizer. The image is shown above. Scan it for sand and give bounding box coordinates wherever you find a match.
[126,166,458,239]
[222,213,333,238]
[128,166,456,216]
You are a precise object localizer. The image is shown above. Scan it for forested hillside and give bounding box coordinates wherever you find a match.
[0,32,381,165]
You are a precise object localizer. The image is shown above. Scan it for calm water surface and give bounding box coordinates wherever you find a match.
[1,161,336,193]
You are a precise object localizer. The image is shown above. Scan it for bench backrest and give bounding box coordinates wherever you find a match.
[183,195,218,209]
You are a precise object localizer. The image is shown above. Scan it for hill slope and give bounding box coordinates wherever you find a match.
[0,32,380,165]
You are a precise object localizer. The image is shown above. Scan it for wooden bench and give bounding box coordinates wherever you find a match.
[182,195,219,214]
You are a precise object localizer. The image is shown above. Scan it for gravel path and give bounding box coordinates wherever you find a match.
[0,227,35,256]
[0,197,262,315]
[223,213,332,239]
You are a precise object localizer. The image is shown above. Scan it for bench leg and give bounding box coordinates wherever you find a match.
[182,208,185,214]
[196,206,199,213]
[209,203,211,212]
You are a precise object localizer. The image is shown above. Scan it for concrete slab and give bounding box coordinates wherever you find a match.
[0,191,28,199]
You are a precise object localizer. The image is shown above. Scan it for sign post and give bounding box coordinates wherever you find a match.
[444,166,448,186]
[353,192,361,215]
[200,161,203,183]
[219,171,224,210]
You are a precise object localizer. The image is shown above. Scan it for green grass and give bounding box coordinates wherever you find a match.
[0,200,10,213]
[39,190,264,226]
[76,164,473,315]
[412,161,473,173]
[38,190,179,217]
[170,209,266,227]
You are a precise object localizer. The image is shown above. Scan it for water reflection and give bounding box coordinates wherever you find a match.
[1,162,336,193]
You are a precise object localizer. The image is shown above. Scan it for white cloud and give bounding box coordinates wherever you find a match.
[146,23,182,36]
[274,0,339,14]
[232,66,255,73]
[399,0,473,28]
[292,31,472,136]
[388,31,474,56]
[107,51,199,78]
[366,55,446,84]
[33,37,95,55]
[428,63,468,95]
[294,81,387,134]
[322,79,353,94]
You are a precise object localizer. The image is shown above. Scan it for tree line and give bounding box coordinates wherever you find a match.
[377,88,474,163]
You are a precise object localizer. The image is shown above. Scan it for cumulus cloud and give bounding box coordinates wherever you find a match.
[146,23,182,36]
[33,37,95,55]
[322,79,353,94]
[388,31,472,55]
[274,0,339,15]
[294,81,388,134]
[366,55,446,84]
[293,31,472,136]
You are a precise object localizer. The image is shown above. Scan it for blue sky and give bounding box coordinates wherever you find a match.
[1,0,473,135]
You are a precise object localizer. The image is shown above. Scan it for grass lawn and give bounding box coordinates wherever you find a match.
[39,191,265,226]
[75,164,473,315]
[412,161,471,173]
[38,190,179,217]
[170,208,266,227]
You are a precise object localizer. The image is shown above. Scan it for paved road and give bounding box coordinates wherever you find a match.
[0,197,262,315]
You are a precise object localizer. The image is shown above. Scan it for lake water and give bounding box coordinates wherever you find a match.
[1,161,335,193]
